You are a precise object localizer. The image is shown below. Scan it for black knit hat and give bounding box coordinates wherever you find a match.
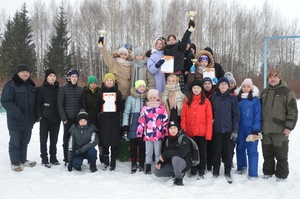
[168,119,180,130]
[190,79,203,90]
[217,77,230,88]
[45,69,56,78]
[77,109,89,122]
[16,64,30,73]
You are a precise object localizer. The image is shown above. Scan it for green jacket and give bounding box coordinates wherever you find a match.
[260,80,298,134]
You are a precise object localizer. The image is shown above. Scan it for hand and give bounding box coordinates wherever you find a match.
[156,163,161,170]
[283,129,291,136]
[63,120,68,125]
[230,130,238,142]
[75,148,83,154]
[159,155,164,162]
[212,78,218,84]
[188,19,195,29]
[122,126,129,133]
[68,162,73,172]
[155,59,165,68]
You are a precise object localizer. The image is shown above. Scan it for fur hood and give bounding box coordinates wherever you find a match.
[234,85,260,98]
[130,87,148,99]
[195,50,214,68]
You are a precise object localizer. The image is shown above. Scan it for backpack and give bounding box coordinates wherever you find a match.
[166,133,200,167]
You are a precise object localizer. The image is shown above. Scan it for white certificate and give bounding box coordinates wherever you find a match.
[102,92,116,112]
[161,56,174,73]
[202,68,216,84]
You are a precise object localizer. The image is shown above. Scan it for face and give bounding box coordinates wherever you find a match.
[268,74,280,87]
[155,40,163,51]
[89,82,97,90]
[119,52,128,60]
[169,126,178,136]
[191,48,195,54]
[137,84,146,93]
[229,82,235,89]
[167,76,177,85]
[70,74,78,85]
[79,119,87,126]
[241,84,252,93]
[18,71,30,81]
[203,81,212,91]
[167,36,176,45]
[148,96,158,102]
[135,54,144,61]
[218,82,229,93]
[105,78,114,88]
[127,48,132,54]
[192,85,202,95]
[46,73,56,85]
[199,60,208,67]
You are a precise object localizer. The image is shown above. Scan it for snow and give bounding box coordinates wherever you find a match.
[0,101,299,199]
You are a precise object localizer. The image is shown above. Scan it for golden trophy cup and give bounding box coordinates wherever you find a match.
[186,11,197,20]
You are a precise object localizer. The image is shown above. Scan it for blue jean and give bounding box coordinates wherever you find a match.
[9,129,32,164]
[72,148,97,168]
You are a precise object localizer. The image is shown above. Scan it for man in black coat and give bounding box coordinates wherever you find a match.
[1,64,37,172]
[57,69,84,165]
[35,69,61,167]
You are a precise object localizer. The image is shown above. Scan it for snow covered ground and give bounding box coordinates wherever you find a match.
[0,101,299,199]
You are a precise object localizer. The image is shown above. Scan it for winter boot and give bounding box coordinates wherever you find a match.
[131,158,137,174]
[99,154,104,164]
[41,157,51,168]
[190,166,197,176]
[110,156,116,171]
[103,155,109,171]
[50,156,60,165]
[173,178,184,186]
[138,158,145,172]
[90,162,97,173]
[145,164,151,174]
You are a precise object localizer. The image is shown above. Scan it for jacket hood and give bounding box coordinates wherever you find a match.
[195,50,214,68]
[130,87,148,98]
[234,85,260,97]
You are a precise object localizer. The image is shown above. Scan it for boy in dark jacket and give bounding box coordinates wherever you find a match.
[67,110,98,172]
[154,120,192,186]
[35,69,60,167]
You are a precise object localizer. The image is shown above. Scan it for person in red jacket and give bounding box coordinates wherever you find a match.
[180,79,213,178]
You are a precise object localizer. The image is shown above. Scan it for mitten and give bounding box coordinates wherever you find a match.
[122,126,129,133]
[75,148,83,154]
[155,59,165,68]
[212,78,218,84]
[188,20,195,32]
[68,162,73,172]
[230,130,238,142]
[98,37,104,45]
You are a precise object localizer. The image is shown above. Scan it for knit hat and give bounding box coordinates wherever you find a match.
[103,73,115,83]
[117,47,129,56]
[66,69,79,82]
[190,79,203,90]
[44,69,56,78]
[168,119,180,130]
[199,55,209,62]
[203,77,213,85]
[217,77,230,87]
[204,47,213,56]
[147,89,159,99]
[240,78,253,89]
[224,72,236,86]
[134,47,144,57]
[87,75,98,85]
[135,80,146,89]
[16,64,30,73]
[267,69,281,80]
[77,109,89,122]
[124,43,133,49]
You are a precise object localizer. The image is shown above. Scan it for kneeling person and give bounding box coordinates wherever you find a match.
[154,120,192,186]
[68,110,98,172]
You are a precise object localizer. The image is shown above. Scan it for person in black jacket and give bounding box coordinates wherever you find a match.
[57,69,84,165]
[1,64,37,172]
[154,120,192,186]
[35,69,61,167]
[203,47,225,80]
[183,39,195,95]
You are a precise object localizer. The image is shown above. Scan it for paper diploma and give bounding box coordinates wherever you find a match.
[102,92,116,112]
[161,56,174,73]
[202,68,216,84]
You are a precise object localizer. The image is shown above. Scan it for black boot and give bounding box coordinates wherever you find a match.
[190,166,197,176]
[41,157,51,168]
[145,164,151,174]
[138,158,145,172]
[99,154,104,164]
[131,158,137,174]
[90,162,97,173]
[173,178,184,186]
[103,155,109,171]
[110,156,116,171]
[50,156,60,165]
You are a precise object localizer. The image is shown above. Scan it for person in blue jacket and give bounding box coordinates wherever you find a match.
[234,78,261,180]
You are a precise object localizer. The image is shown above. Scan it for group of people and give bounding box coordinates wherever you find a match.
[1,18,298,186]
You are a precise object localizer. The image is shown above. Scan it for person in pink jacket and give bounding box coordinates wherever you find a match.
[181,79,213,178]
[136,89,168,174]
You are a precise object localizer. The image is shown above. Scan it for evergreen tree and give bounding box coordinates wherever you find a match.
[44,5,71,76]
[0,4,36,77]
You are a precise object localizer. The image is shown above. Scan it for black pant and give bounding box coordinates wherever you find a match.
[40,118,60,160]
[206,140,213,169]
[103,146,118,166]
[129,138,145,162]
[211,133,234,174]
[63,119,76,162]
[192,136,207,172]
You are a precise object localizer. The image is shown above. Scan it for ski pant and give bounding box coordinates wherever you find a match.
[154,156,186,179]
[145,140,162,164]
[9,129,32,164]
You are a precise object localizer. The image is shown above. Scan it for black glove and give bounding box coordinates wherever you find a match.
[252,131,259,135]
[122,126,129,133]
[155,59,165,68]
[98,37,104,44]
[230,130,238,142]
[75,148,83,154]
[68,162,73,172]
[97,99,105,107]
[188,19,195,28]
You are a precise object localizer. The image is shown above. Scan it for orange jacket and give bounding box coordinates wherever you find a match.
[180,94,213,140]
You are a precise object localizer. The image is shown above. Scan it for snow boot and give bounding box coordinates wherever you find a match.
[173,178,184,186]
[110,155,116,171]
[131,158,137,174]
[41,157,51,168]
[50,156,60,165]
[145,164,151,174]
[138,158,145,172]
[90,162,97,173]
[103,155,109,170]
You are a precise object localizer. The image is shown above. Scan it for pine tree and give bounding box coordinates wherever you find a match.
[0,4,36,77]
[44,5,72,76]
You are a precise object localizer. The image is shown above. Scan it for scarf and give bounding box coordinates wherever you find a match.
[115,57,131,67]
[241,93,249,99]
[161,84,185,116]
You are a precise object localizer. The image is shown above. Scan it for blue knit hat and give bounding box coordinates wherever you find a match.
[217,77,230,88]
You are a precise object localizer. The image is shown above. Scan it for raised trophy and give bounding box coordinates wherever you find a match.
[98,30,107,45]
[190,59,197,73]
[186,11,197,20]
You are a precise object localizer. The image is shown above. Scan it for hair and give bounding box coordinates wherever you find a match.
[167,74,179,84]
[237,89,253,102]
[167,34,177,42]
[155,38,165,51]
[190,43,196,53]
[187,89,206,106]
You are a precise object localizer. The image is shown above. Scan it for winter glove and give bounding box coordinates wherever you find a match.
[98,37,104,44]
[68,162,73,172]
[188,20,195,32]
[230,130,238,142]
[212,78,218,84]
[122,125,129,133]
[75,148,83,154]
[155,59,165,68]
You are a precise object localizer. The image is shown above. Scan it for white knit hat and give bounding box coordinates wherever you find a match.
[240,78,253,89]
[117,47,128,56]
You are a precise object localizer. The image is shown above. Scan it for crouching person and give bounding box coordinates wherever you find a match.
[67,110,98,172]
[154,120,192,186]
